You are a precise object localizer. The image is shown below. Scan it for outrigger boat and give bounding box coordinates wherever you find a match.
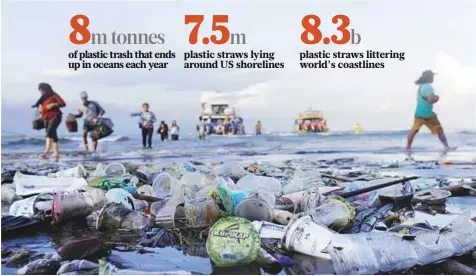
[200,96,245,136]
[294,106,329,133]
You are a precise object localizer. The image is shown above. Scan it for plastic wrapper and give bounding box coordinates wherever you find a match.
[410,231,455,265]
[440,210,476,256]
[2,183,21,204]
[252,221,286,240]
[49,165,86,178]
[368,233,418,272]
[329,232,420,274]
[300,187,324,212]
[328,234,380,275]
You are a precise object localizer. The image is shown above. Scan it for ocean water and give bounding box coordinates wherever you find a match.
[1,130,475,275]
[2,130,475,172]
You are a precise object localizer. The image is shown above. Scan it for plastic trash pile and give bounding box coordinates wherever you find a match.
[1,158,476,275]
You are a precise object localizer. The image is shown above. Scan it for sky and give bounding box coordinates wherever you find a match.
[1,0,476,135]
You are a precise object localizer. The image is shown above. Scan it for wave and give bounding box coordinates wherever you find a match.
[457,130,476,135]
[1,134,130,147]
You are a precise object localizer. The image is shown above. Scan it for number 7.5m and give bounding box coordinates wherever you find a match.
[185,15,232,45]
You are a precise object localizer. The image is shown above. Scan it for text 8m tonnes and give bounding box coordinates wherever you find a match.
[69,14,165,45]
[74,31,166,45]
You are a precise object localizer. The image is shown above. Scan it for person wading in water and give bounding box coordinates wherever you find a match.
[74,91,106,152]
[406,70,456,157]
[131,103,157,149]
[32,83,66,161]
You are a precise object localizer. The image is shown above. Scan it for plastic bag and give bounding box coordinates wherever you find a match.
[213,163,248,180]
[410,231,455,265]
[328,234,380,275]
[236,175,282,196]
[440,210,476,256]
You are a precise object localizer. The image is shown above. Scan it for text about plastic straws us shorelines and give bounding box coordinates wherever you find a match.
[68,50,176,71]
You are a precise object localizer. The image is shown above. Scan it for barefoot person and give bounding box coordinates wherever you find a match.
[32,83,66,161]
[170,120,180,141]
[131,103,156,148]
[158,121,169,142]
[406,70,455,154]
[254,120,262,135]
[74,91,105,151]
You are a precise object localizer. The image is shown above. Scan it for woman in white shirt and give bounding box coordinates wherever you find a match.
[170,120,180,141]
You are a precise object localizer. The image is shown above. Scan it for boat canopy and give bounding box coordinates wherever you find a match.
[296,111,325,120]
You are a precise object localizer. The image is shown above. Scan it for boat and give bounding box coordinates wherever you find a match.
[294,107,329,133]
[200,97,245,135]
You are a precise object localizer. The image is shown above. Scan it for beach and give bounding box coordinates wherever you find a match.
[2,130,476,274]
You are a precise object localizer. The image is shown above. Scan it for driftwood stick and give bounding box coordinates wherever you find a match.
[131,192,162,202]
[321,174,353,182]
[442,259,476,275]
[335,176,419,199]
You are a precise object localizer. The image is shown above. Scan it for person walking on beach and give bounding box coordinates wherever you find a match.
[170,120,180,141]
[255,121,262,135]
[158,121,169,142]
[131,103,156,148]
[32,83,66,161]
[406,70,456,155]
[74,91,105,152]
[197,117,206,140]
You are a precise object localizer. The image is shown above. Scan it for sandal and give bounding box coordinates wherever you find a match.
[40,153,49,159]
[52,154,60,162]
